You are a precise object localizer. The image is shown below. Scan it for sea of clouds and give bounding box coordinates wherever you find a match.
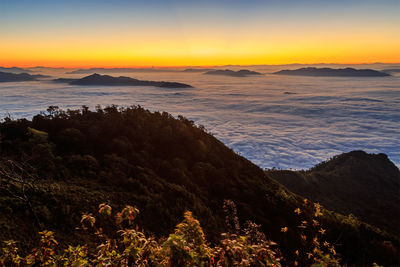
[1,67,399,169]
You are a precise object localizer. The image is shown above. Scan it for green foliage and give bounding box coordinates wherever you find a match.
[163,211,211,266]
[342,214,360,229]
[266,150,400,235]
[0,240,22,266]
[60,245,89,266]
[25,231,58,265]
[215,234,281,266]
[285,200,340,267]
[0,106,398,266]
[27,127,48,144]
[0,204,285,266]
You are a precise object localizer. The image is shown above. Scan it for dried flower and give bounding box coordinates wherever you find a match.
[294,208,302,215]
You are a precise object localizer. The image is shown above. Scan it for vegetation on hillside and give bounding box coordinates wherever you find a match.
[0,106,398,265]
[266,151,400,235]
[1,200,342,266]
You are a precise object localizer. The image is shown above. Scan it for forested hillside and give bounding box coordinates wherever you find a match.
[0,106,398,265]
[267,151,400,235]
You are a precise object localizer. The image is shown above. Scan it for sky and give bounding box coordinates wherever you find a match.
[1,0,399,67]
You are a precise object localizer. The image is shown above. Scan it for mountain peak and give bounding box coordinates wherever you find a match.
[53,73,192,88]
[268,150,400,234]
[273,67,390,77]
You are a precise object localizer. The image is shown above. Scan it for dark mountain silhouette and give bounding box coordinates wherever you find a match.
[273,67,390,77]
[204,69,263,77]
[182,68,215,72]
[0,71,38,82]
[267,151,400,235]
[53,73,192,88]
[31,74,52,79]
[67,68,171,74]
[0,67,31,73]
[29,66,65,70]
[0,107,398,265]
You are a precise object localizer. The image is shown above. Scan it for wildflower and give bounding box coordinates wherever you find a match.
[98,203,112,216]
[314,203,323,217]
[281,227,288,233]
[294,208,301,215]
[318,228,326,235]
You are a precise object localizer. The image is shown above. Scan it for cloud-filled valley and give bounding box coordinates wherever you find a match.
[0,67,399,169]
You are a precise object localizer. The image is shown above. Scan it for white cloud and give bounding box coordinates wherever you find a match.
[1,69,399,169]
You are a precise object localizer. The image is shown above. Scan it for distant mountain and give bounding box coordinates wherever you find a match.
[53,73,192,88]
[67,68,171,74]
[273,67,390,77]
[0,67,31,73]
[28,66,65,70]
[0,71,37,82]
[267,151,400,235]
[204,69,263,77]
[31,74,52,79]
[182,68,215,73]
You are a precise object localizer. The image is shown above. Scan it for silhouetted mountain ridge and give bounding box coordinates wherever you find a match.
[273,67,390,77]
[0,71,38,82]
[267,150,400,235]
[0,67,31,73]
[53,73,192,88]
[204,69,262,77]
[66,68,173,74]
[182,68,215,72]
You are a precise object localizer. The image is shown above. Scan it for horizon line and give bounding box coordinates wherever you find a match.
[2,62,400,69]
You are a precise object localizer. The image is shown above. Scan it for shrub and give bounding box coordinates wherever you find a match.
[0,203,288,266]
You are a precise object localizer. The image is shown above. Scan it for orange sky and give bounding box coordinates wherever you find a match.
[1,1,399,67]
[2,33,399,68]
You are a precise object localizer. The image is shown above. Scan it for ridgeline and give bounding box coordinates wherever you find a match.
[267,151,400,235]
[0,106,398,265]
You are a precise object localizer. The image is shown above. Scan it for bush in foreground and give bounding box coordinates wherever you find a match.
[1,200,341,266]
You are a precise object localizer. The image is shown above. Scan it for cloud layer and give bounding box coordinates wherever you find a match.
[1,68,399,169]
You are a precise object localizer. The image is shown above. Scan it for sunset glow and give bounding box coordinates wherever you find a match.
[1,0,399,67]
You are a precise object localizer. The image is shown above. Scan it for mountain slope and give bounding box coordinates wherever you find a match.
[267,151,400,235]
[0,107,398,265]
